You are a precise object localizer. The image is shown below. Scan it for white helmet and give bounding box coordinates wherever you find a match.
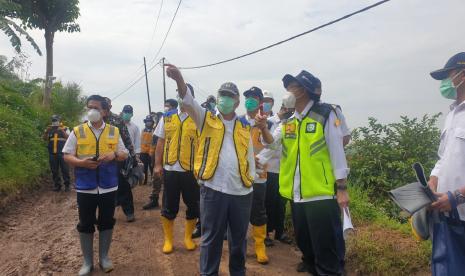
[263,90,274,100]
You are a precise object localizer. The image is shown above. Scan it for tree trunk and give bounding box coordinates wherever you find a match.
[43,30,54,107]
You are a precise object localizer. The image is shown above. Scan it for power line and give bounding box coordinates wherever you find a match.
[112,60,162,101]
[144,0,165,58]
[150,0,183,66]
[178,0,392,70]
[104,64,144,95]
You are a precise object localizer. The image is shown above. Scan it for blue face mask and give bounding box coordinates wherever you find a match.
[263,102,273,113]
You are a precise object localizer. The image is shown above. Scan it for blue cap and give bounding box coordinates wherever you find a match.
[243,86,263,99]
[430,52,465,80]
[122,105,133,113]
[282,70,318,94]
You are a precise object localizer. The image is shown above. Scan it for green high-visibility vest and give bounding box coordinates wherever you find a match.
[279,102,336,200]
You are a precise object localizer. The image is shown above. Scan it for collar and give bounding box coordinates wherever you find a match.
[450,99,465,111]
[87,121,106,130]
[293,100,314,120]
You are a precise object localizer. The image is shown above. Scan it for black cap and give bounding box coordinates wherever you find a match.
[51,114,61,121]
[430,52,465,80]
[243,86,263,100]
[122,105,133,113]
[165,99,178,109]
[282,70,318,94]
[143,115,154,123]
[206,95,216,103]
[218,82,239,96]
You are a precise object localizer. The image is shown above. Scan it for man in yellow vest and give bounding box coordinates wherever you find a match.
[153,90,200,254]
[43,114,71,192]
[140,115,155,185]
[165,64,272,276]
[262,70,350,275]
[63,95,128,275]
[240,86,273,264]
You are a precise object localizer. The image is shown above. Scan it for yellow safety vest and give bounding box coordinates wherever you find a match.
[141,129,153,154]
[163,112,198,171]
[194,112,254,188]
[279,103,336,200]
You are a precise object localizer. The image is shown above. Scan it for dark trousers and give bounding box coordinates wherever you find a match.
[49,153,70,188]
[117,172,134,216]
[77,191,117,233]
[140,153,153,185]
[161,170,199,220]
[291,199,345,276]
[265,172,286,237]
[200,186,252,276]
[250,182,267,226]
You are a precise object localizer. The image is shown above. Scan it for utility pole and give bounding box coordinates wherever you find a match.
[162,57,166,103]
[143,57,152,114]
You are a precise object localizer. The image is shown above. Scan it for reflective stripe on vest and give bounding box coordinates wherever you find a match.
[279,103,336,200]
[163,113,199,171]
[194,112,253,188]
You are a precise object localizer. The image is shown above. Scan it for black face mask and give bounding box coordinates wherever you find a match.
[282,111,294,120]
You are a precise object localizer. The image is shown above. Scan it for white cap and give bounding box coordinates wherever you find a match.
[263,90,274,100]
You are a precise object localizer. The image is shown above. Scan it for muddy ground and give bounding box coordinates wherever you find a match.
[0,184,304,276]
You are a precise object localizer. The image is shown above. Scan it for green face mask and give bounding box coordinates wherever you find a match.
[122,112,133,121]
[245,97,259,112]
[217,96,236,115]
[440,70,464,100]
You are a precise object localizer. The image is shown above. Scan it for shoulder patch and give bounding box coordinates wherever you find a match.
[238,116,250,127]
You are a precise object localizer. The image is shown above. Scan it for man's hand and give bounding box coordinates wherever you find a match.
[255,111,268,131]
[336,190,350,209]
[165,64,183,82]
[80,158,100,169]
[98,152,116,163]
[428,176,438,192]
[154,164,163,179]
[255,156,264,170]
[431,192,452,212]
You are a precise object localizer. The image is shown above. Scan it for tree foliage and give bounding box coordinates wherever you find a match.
[347,114,442,218]
[0,0,42,55]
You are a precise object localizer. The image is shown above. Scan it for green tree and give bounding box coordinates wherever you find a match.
[14,0,80,107]
[347,114,442,219]
[0,0,41,55]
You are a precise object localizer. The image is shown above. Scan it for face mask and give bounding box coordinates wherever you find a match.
[282,92,296,108]
[282,110,294,119]
[209,102,216,110]
[440,70,464,100]
[164,107,170,112]
[263,102,273,113]
[245,98,259,112]
[51,121,60,127]
[87,108,101,123]
[122,112,132,121]
[217,96,236,115]
[145,122,154,128]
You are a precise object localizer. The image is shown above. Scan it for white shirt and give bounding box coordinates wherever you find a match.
[62,122,128,194]
[182,87,255,195]
[243,114,267,184]
[125,121,141,154]
[258,114,282,174]
[334,107,351,137]
[154,110,188,172]
[431,100,465,220]
[270,101,349,203]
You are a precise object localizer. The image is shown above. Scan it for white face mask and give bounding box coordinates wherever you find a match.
[282,92,296,108]
[87,108,101,123]
[164,107,170,113]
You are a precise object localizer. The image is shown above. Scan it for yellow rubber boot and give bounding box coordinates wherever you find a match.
[253,225,269,264]
[161,216,174,254]
[184,219,198,251]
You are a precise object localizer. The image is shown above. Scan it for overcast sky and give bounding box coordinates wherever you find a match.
[1,0,464,130]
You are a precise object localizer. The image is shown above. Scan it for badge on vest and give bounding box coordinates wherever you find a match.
[285,124,297,139]
[305,122,316,133]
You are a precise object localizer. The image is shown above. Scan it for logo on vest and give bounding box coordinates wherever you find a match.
[305,122,316,133]
[285,123,297,139]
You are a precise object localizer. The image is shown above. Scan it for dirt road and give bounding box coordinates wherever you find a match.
[0,184,303,276]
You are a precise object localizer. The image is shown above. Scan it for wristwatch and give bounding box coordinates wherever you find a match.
[454,189,465,206]
[336,183,347,191]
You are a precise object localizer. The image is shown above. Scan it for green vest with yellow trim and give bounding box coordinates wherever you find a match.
[194,111,254,188]
[163,112,199,171]
[279,102,336,200]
